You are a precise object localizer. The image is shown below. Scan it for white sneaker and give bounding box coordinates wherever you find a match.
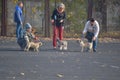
[53,47,56,50]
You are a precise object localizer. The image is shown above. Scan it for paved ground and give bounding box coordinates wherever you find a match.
[0,40,120,80]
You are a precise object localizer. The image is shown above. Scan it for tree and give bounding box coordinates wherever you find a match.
[1,0,7,36]
[44,0,50,37]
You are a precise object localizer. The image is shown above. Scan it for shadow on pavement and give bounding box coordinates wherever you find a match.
[0,48,22,52]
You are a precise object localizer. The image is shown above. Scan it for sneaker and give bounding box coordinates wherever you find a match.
[53,47,56,50]
[93,49,97,52]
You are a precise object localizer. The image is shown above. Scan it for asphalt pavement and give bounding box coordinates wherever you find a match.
[0,40,120,80]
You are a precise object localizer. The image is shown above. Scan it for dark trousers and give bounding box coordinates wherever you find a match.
[17,38,27,50]
[85,32,97,50]
[93,38,97,50]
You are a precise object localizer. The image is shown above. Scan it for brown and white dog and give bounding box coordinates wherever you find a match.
[24,41,42,52]
[77,39,93,52]
[24,35,42,52]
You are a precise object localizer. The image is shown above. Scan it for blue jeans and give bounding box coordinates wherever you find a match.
[93,38,98,50]
[16,23,22,39]
[86,32,98,50]
[17,38,27,50]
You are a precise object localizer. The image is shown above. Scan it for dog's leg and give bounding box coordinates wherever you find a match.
[24,41,30,51]
[24,43,28,51]
[24,45,29,51]
[60,46,62,50]
[32,48,35,51]
[36,49,39,52]
[35,48,39,52]
[24,47,29,51]
[90,42,93,52]
[64,46,67,50]
[26,45,30,52]
[88,42,93,52]
[64,42,68,50]
[63,45,67,50]
[81,46,84,52]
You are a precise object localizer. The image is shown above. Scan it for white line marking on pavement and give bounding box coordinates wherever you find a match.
[93,61,120,69]
[110,65,120,69]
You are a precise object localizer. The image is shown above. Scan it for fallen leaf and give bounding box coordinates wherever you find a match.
[13,77,16,79]
[61,52,64,54]
[74,76,78,78]
[57,74,64,78]
[62,60,64,63]
[20,72,25,76]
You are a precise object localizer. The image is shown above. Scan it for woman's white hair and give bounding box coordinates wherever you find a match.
[57,3,65,9]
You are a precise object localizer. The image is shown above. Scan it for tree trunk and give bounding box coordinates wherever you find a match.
[101,0,107,32]
[44,0,50,37]
[87,0,93,20]
[1,0,7,36]
[93,0,107,32]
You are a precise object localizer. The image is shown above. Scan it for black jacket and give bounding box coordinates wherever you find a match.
[51,9,66,27]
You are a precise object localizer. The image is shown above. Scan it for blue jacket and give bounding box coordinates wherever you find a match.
[14,5,23,24]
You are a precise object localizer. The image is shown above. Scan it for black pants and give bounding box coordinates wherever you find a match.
[85,32,97,50]
[85,32,94,42]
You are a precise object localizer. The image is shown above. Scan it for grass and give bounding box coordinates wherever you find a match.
[99,31,120,39]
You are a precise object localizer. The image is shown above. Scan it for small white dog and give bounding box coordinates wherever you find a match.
[57,39,68,50]
[77,39,93,52]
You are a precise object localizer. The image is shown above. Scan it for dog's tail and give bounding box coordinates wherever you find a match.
[39,42,42,46]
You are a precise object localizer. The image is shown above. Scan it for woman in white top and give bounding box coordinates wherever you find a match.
[83,18,100,52]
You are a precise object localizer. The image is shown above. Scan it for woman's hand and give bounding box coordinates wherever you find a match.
[51,20,55,25]
[60,20,63,23]
[93,37,96,41]
[51,19,54,23]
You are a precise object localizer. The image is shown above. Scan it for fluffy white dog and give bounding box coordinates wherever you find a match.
[57,39,68,50]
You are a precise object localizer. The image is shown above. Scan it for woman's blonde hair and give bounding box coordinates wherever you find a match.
[57,3,65,10]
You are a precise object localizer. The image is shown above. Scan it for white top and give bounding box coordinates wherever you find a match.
[83,20,100,38]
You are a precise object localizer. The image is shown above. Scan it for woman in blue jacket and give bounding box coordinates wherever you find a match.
[14,1,23,39]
